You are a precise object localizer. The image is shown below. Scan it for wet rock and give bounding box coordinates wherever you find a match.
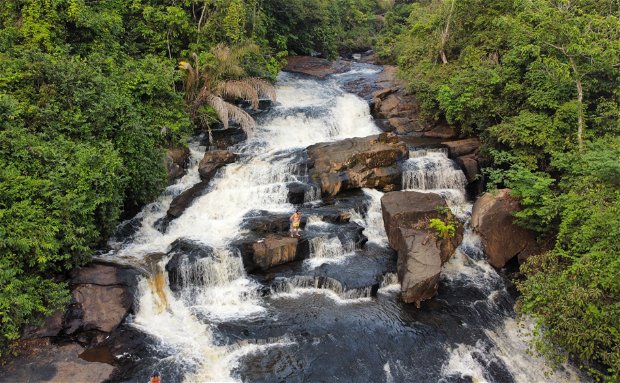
[165,238,216,292]
[283,56,351,78]
[471,189,539,268]
[23,310,64,339]
[166,181,207,219]
[370,66,459,139]
[441,138,481,158]
[381,191,463,306]
[287,182,311,204]
[1,340,114,383]
[456,154,479,184]
[209,126,247,149]
[165,146,190,184]
[252,234,300,271]
[62,263,140,336]
[198,149,237,182]
[307,132,408,197]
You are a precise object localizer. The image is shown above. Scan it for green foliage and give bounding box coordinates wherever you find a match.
[428,218,455,239]
[381,0,620,379]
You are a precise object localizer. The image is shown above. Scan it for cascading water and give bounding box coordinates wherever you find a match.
[106,65,584,383]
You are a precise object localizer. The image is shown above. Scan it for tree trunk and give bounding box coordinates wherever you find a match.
[439,0,456,64]
[569,56,584,151]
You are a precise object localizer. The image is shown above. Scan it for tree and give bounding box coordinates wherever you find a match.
[180,43,276,135]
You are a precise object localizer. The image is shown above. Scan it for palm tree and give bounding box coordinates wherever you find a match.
[179,43,276,136]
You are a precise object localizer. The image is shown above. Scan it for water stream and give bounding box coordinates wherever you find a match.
[106,66,583,382]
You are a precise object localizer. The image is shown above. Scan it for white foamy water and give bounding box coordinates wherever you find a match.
[112,71,382,382]
[351,188,388,246]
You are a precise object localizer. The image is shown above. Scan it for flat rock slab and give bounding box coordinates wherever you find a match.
[283,56,351,78]
[252,235,300,271]
[0,340,114,383]
[307,133,408,197]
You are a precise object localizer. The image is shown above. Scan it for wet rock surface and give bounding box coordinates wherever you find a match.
[198,149,237,182]
[381,191,463,306]
[307,132,408,197]
[471,189,539,268]
[165,146,190,184]
[165,238,216,292]
[283,56,352,78]
[0,340,115,383]
[252,234,301,271]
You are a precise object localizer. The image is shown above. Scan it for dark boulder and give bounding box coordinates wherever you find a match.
[198,150,237,182]
[471,189,539,268]
[381,191,463,307]
[165,238,216,292]
[165,146,190,184]
[166,181,208,219]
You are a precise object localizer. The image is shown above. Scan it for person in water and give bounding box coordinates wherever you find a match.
[290,210,302,238]
[149,372,161,383]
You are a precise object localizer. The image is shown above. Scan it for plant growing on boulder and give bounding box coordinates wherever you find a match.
[428,218,455,240]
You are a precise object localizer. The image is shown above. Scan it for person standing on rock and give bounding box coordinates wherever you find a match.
[290,210,302,238]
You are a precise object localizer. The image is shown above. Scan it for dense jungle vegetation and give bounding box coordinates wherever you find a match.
[1,0,618,381]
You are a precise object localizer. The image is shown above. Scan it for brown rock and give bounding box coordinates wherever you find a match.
[252,235,300,270]
[456,154,479,183]
[381,191,463,306]
[198,150,237,182]
[441,138,481,158]
[471,189,539,268]
[167,181,207,218]
[283,56,351,78]
[1,341,114,383]
[307,133,408,197]
[423,125,458,139]
[72,284,131,333]
[165,146,190,184]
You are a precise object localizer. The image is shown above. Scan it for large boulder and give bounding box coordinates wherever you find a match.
[307,133,408,197]
[381,191,463,307]
[1,340,114,383]
[166,181,208,219]
[370,66,459,139]
[64,263,140,336]
[165,239,216,292]
[471,189,539,268]
[165,146,190,184]
[251,235,300,271]
[198,150,237,182]
[441,138,484,197]
[283,56,351,78]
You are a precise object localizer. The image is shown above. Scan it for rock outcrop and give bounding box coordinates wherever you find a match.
[307,133,408,197]
[441,138,484,197]
[471,189,539,268]
[251,235,300,271]
[370,66,458,138]
[165,150,237,221]
[165,146,190,184]
[198,149,237,182]
[381,191,463,307]
[165,238,216,292]
[66,263,140,336]
[283,56,351,78]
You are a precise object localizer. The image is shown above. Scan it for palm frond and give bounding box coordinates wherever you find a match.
[246,78,277,103]
[205,94,230,130]
[215,80,259,109]
[224,101,256,136]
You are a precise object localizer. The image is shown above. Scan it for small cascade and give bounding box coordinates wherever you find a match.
[401,148,470,220]
[401,149,467,192]
[309,236,352,259]
[350,188,388,246]
[270,276,373,300]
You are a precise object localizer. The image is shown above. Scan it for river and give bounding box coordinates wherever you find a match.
[106,65,582,383]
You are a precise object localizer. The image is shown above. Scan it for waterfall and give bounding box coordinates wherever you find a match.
[106,66,583,383]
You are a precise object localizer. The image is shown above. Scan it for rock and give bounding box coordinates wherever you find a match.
[287,182,312,204]
[65,263,140,335]
[72,285,131,333]
[209,127,247,150]
[251,234,301,271]
[471,189,539,268]
[165,146,190,184]
[441,138,481,158]
[381,191,463,306]
[1,340,114,383]
[283,56,351,78]
[167,181,207,219]
[23,311,64,339]
[423,124,458,139]
[198,150,237,182]
[165,238,216,292]
[307,133,408,197]
[456,154,479,183]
